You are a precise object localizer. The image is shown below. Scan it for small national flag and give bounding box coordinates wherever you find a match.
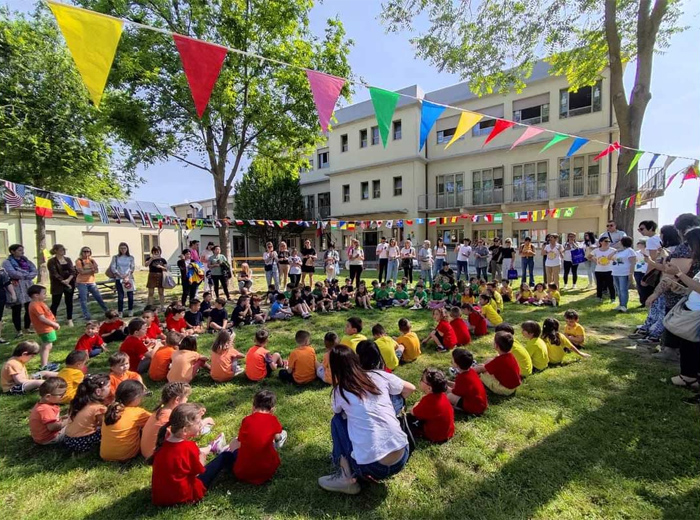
[347,222,356,231]
[405,219,413,226]
[124,208,137,226]
[494,213,503,223]
[78,199,94,223]
[60,195,78,218]
[35,192,53,218]
[97,203,110,224]
[428,218,437,226]
[110,204,122,223]
[416,218,424,224]
[3,181,26,209]
[386,220,393,229]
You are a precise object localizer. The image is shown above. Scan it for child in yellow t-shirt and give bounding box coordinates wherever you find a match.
[541,318,590,364]
[396,318,421,363]
[100,379,151,462]
[486,283,503,313]
[495,323,532,376]
[57,350,88,404]
[460,286,476,307]
[530,283,547,306]
[478,294,503,327]
[543,283,561,307]
[563,310,586,347]
[521,321,549,371]
[499,280,514,302]
[516,284,533,304]
[372,324,400,370]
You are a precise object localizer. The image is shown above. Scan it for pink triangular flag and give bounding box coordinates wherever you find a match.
[593,141,620,162]
[483,119,515,146]
[173,34,228,118]
[306,70,345,132]
[510,126,545,150]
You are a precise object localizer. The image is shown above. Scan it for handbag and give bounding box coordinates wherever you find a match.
[162,273,177,289]
[571,248,586,265]
[663,296,700,342]
[641,269,661,288]
[507,269,519,280]
[104,257,117,279]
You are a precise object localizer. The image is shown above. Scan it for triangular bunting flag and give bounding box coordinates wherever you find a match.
[79,198,93,223]
[649,154,661,170]
[593,141,620,161]
[306,70,345,132]
[60,196,78,218]
[35,192,53,218]
[681,161,700,186]
[540,133,568,152]
[48,1,123,107]
[566,137,589,157]
[369,87,400,148]
[483,119,515,146]
[428,218,437,226]
[445,111,482,149]
[419,101,446,150]
[510,126,544,150]
[563,207,576,218]
[626,150,644,174]
[405,219,413,226]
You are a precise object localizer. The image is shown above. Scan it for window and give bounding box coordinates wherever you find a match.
[341,134,348,152]
[393,176,403,196]
[393,120,402,140]
[304,195,315,219]
[299,158,314,173]
[435,173,465,209]
[472,167,504,205]
[472,229,503,243]
[371,126,380,145]
[372,180,381,199]
[517,229,548,249]
[361,182,369,200]
[441,228,465,245]
[558,154,602,197]
[0,229,8,256]
[472,118,496,137]
[317,151,329,169]
[437,127,456,144]
[318,192,331,218]
[232,236,245,256]
[513,93,550,125]
[359,129,368,148]
[342,184,350,203]
[512,161,548,202]
[560,81,602,118]
[82,232,109,256]
[141,234,159,265]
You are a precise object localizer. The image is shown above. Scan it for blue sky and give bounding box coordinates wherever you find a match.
[4,0,699,224]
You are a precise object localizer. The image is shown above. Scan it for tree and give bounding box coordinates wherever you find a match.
[381,0,684,234]
[0,9,134,282]
[77,0,352,257]
[233,155,306,247]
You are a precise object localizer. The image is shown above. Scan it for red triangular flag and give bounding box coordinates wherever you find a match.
[483,119,515,146]
[173,34,228,118]
[306,70,345,132]
[681,162,700,186]
[593,141,620,162]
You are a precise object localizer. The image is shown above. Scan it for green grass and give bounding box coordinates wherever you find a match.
[1,272,699,520]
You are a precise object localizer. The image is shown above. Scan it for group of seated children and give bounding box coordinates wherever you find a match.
[515,283,561,306]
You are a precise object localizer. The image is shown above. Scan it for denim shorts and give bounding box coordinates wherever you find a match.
[354,446,410,480]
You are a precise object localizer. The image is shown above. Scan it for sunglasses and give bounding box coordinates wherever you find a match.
[606,224,615,228]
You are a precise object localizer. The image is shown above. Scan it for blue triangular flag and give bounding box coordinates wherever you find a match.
[566,137,589,157]
[416,218,425,224]
[419,100,447,151]
[649,154,660,170]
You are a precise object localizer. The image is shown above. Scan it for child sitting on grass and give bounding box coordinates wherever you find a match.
[318,331,338,384]
[207,297,229,332]
[449,306,471,347]
[354,283,372,310]
[28,284,60,371]
[99,310,127,343]
[461,285,476,307]
[64,373,110,453]
[335,285,352,310]
[107,352,143,404]
[168,337,209,384]
[57,350,87,404]
[543,283,561,307]
[446,348,487,415]
[120,318,156,374]
[392,283,411,307]
[422,308,457,353]
[564,309,586,348]
[515,283,533,304]
[29,377,68,445]
[411,283,428,310]
[141,382,192,459]
[474,331,521,396]
[408,368,454,443]
[245,329,287,382]
[100,379,151,462]
[495,323,532,377]
[428,284,446,310]
[149,331,182,382]
[478,294,503,328]
[289,289,313,318]
[184,299,205,334]
[464,304,488,338]
[279,330,320,385]
[231,296,254,327]
[530,283,547,305]
[210,330,244,382]
[396,318,421,363]
[75,321,108,358]
[541,318,590,364]
[250,295,267,324]
[143,309,166,343]
[372,323,400,370]
[166,304,194,335]
[500,280,513,302]
[268,293,293,320]
[339,317,367,352]
[316,286,335,313]
[520,321,549,372]
[1,341,57,395]
[486,283,504,313]
[200,292,213,318]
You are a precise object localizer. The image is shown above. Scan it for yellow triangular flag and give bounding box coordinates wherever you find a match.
[48,2,123,107]
[445,111,482,149]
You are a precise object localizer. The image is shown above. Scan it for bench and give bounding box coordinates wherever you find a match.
[231,256,265,270]
[168,265,182,285]
[96,279,116,294]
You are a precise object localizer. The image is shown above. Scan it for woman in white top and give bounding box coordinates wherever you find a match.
[263,242,280,289]
[201,242,215,292]
[433,238,447,277]
[592,236,616,302]
[611,236,637,312]
[456,238,472,282]
[324,243,340,281]
[110,242,136,317]
[562,233,583,289]
[543,235,564,287]
[583,232,598,288]
[318,345,414,495]
[386,238,401,284]
[347,239,365,289]
[418,240,434,287]
[288,248,302,288]
[400,240,415,286]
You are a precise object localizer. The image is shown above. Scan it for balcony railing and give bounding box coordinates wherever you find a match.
[304,206,331,220]
[319,205,331,219]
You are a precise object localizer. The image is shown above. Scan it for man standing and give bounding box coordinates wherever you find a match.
[456,238,472,282]
[488,238,503,282]
[376,236,388,283]
[601,221,627,251]
[638,220,661,261]
[418,240,434,287]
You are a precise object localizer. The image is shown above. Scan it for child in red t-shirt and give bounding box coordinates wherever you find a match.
[99,310,127,343]
[422,308,457,353]
[475,331,521,396]
[408,368,454,443]
[447,348,488,415]
[143,309,166,343]
[75,321,108,358]
[465,304,488,337]
[448,306,471,346]
[119,318,153,373]
[165,304,195,336]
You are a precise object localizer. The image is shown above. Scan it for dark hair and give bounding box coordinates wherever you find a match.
[49,244,66,255]
[39,376,67,397]
[324,331,338,345]
[104,380,145,426]
[371,323,386,336]
[584,232,597,247]
[329,345,381,401]
[521,320,541,337]
[452,348,474,370]
[494,331,514,352]
[547,283,558,291]
[12,340,40,357]
[179,336,197,352]
[85,320,99,330]
[117,242,131,257]
[253,389,276,411]
[105,309,120,320]
[675,213,700,235]
[181,248,191,256]
[356,340,384,370]
[421,368,448,393]
[151,246,162,254]
[203,291,212,299]
[66,350,88,366]
[398,318,411,332]
[128,318,146,335]
[479,294,492,304]
[189,299,201,307]
[215,297,227,306]
[275,293,286,302]
[620,236,633,248]
[8,243,23,253]
[295,330,311,345]
[212,330,232,353]
[684,227,700,262]
[541,318,561,346]
[255,329,269,343]
[166,303,186,317]
[155,382,192,419]
[639,220,657,232]
[660,225,682,248]
[143,304,159,313]
[495,322,515,334]
[149,402,203,465]
[27,284,46,297]
[166,330,184,347]
[108,351,130,367]
[564,309,579,320]
[69,373,110,419]
[346,317,363,333]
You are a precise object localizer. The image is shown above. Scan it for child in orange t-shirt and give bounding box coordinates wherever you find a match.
[28,284,60,370]
[64,373,110,453]
[279,330,320,385]
[317,331,338,384]
[210,330,244,382]
[29,377,69,445]
[167,337,209,384]
[107,352,143,405]
[2,341,57,395]
[149,331,183,382]
[245,329,286,382]
[100,380,151,462]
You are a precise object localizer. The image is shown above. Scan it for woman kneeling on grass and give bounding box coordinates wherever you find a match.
[318,345,415,495]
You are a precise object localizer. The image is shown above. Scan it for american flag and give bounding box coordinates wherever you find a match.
[3,181,26,209]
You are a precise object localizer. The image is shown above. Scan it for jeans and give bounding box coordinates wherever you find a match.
[11,302,30,332]
[456,260,469,281]
[420,268,433,287]
[476,266,488,281]
[378,259,388,283]
[585,261,596,286]
[265,265,280,289]
[521,257,535,286]
[613,276,630,308]
[212,275,230,299]
[433,258,445,277]
[330,413,409,480]
[594,271,615,301]
[115,279,134,313]
[198,450,237,488]
[387,259,399,284]
[77,283,108,320]
[50,287,75,321]
[563,261,579,286]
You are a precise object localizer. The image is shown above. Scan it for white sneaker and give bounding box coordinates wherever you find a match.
[209,433,227,454]
[613,305,622,311]
[318,470,360,495]
[619,306,627,313]
[274,430,288,450]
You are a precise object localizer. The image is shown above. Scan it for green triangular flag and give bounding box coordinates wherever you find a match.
[369,87,400,148]
[563,207,576,217]
[627,151,644,174]
[83,214,94,223]
[540,133,568,153]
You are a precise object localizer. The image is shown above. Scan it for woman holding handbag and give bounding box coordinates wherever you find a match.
[562,233,583,290]
[110,242,136,317]
[3,244,38,336]
[145,246,168,308]
[500,238,516,281]
[263,242,280,289]
[209,245,232,300]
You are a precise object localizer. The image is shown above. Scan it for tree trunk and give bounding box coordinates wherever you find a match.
[35,213,48,284]
[612,146,639,236]
[215,188,231,260]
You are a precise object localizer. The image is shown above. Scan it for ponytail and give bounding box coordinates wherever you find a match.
[147,421,171,465]
[105,380,144,426]
[69,373,110,420]
[153,382,191,420]
[147,402,204,465]
[104,401,125,426]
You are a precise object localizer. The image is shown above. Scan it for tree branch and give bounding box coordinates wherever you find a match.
[169,153,211,173]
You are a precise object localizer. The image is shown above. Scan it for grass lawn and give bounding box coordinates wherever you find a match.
[1,271,699,520]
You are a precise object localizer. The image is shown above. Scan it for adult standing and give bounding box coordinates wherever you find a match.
[289,248,302,288]
[347,239,364,289]
[386,238,401,284]
[324,243,340,281]
[201,242,215,292]
[417,240,434,287]
[208,245,231,300]
[519,237,536,286]
[75,246,108,321]
[500,238,517,281]
[110,242,136,317]
[376,237,389,283]
[300,239,317,288]
[400,240,415,286]
[562,233,583,289]
[543,234,564,286]
[189,240,201,263]
[583,232,598,289]
[634,239,649,306]
[47,244,76,328]
[3,244,38,336]
[592,237,616,302]
[638,220,662,261]
[488,238,503,282]
[611,236,637,312]
[145,246,168,309]
[456,238,472,282]
[433,238,447,276]
[600,221,627,251]
[177,249,199,305]
[318,345,414,495]
[473,239,489,280]
[278,241,291,289]
[263,242,281,289]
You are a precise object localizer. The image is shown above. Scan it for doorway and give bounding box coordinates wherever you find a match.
[363,231,378,261]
